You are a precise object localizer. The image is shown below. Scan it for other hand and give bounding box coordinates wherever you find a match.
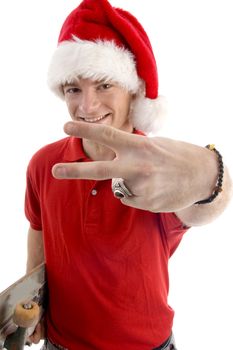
[28,317,45,344]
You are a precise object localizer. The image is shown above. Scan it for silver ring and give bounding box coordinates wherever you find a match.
[111,178,133,199]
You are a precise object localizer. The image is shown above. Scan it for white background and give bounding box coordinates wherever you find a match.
[0,1,232,349]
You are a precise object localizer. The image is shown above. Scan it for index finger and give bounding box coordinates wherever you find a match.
[52,159,135,181]
[64,121,141,153]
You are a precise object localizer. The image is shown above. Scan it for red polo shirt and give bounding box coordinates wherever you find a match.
[25,134,188,350]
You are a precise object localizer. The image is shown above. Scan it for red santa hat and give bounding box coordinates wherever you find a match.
[47,0,167,134]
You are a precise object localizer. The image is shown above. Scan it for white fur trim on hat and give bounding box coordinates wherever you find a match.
[47,37,140,98]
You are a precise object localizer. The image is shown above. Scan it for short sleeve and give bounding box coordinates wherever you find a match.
[24,165,42,231]
[158,212,190,256]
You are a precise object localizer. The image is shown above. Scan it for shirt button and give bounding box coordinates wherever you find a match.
[91,189,98,196]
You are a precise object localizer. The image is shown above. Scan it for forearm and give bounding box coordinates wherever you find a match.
[175,166,232,227]
[26,227,45,273]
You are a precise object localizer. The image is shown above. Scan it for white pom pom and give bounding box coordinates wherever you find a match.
[131,95,168,134]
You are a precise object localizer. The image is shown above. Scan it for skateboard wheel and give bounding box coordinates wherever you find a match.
[13,301,40,328]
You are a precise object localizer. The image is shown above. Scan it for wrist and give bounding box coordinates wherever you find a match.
[195,145,223,205]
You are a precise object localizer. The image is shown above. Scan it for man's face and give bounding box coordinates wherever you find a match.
[63,78,133,133]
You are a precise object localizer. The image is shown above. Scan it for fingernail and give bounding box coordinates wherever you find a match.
[53,166,67,178]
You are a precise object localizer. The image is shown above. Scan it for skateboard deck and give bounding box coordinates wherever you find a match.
[0,263,46,349]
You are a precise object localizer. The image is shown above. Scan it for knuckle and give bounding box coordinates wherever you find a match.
[134,162,155,178]
[68,164,80,178]
[102,125,116,142]
[95,166,111,179]
[141,137,156,153]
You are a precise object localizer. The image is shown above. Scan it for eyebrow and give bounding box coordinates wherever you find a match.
[95,79,109,84]
[63,81,78,87]
[62,78,112,89]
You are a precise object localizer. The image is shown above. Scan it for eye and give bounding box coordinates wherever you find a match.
[63,87,81,94]
[98,83,112,90]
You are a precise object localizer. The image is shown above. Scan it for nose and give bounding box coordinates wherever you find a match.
[78,88,101,116]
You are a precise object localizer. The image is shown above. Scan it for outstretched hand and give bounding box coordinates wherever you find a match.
[52,121,217,213]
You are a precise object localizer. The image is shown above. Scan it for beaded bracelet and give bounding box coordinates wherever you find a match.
[195,144,224,205]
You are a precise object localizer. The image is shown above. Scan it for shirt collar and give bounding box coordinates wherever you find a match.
[63,137,88,162]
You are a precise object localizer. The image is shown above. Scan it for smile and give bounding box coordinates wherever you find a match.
[80,113,110,123]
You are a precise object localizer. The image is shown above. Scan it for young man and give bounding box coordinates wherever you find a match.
[26,0,232,349]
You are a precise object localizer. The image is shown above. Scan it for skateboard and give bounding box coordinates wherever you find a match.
[0,263,46,350]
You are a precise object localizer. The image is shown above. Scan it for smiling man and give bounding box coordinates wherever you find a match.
[25,1,232,350]
[63,78,134,161]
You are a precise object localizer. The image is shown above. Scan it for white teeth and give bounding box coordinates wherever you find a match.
[82,115,108,123]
